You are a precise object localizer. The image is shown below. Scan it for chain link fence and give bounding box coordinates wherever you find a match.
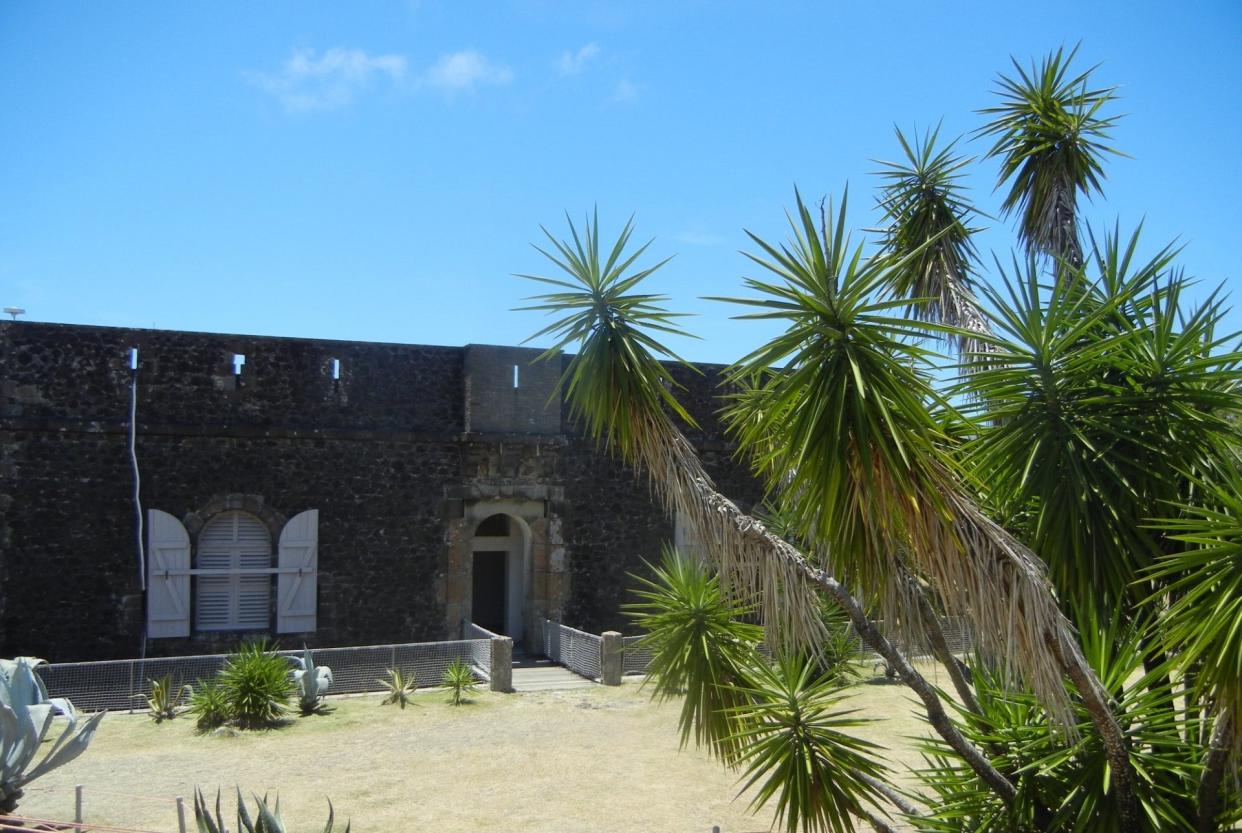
[616,617,975,678]
[36,638,491,713]
[540,619,602,680]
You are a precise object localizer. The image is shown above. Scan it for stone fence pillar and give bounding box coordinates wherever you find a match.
[601,631,623,686]
[490,636,513,692]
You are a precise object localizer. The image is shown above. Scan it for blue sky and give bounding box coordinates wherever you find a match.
[3,1,1240,363]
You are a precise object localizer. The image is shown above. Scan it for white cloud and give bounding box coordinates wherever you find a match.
[420,50,513,94]
[672,230,725,247]
[250,48,408,113]
[610,78,639,103]
[556,42,601,75]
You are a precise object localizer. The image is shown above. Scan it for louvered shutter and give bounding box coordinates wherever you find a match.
[277,509,318,633]
[147,510,190,638]
[198,511,271,631]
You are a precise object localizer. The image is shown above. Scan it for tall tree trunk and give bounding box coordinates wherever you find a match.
[1047,631,1142,833]
[1197,710,1236,833]
[906,571,982,717]
[695,487,1019,804]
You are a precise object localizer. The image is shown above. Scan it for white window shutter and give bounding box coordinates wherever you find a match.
[147,509,190,638]
[277,509,318,633]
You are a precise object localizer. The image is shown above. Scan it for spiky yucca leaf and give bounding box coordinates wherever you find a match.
[515,208,697,453]
[729,654,889,833]
[912,620,1211,832]
[625,547,764,765]
[1149,472,1242,740]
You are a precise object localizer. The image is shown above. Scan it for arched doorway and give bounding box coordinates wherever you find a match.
[471,512,527,638]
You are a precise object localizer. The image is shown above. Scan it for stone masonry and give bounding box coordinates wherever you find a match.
[0,322,760,661]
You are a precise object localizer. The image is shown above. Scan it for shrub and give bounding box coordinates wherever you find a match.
[187,678,232,731]
[217,640,293,728]
[378,667,416,709]
[441,659,478,706]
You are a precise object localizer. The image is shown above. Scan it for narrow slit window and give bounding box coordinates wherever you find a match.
[331,358,341,380]
[233,353,245,375]
[129,347,139,370]
[513,364,520,389]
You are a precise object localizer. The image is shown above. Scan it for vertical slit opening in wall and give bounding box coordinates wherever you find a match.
[513,364,520,389]
[233,353,245,375]
[331,358,341,380]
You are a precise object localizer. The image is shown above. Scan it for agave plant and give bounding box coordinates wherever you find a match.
[290,647,333,715]
[0,657,104,812]
[194,787,348,833]
[441,659,479,706]
[378,667,416,709]
[137,674,186,722]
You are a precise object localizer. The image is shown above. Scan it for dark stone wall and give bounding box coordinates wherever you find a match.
[0,321,762,661]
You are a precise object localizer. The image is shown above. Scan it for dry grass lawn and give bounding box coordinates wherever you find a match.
[18,668,949,833]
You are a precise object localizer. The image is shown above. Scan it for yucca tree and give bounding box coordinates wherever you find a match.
[977,45,1122,277]
[516,200,1148,822]
[955,229,1242,624]
[517,209,1023,813]
[873,124,990,355]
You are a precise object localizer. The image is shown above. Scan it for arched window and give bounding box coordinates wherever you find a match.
[196,511,271,631]
[147,506,319,638]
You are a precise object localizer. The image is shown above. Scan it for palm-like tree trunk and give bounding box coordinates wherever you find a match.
[1198,711,1236,833]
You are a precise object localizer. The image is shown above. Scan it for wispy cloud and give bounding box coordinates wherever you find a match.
[556,42,601,75]
[610,78,639,104]
[420,50,513,94]
[250,47,408,113]
[672,230,725,247]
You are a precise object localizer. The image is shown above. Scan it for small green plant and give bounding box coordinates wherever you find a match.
[290,647,333,715]
[136,674,186,722]
[378,667,416,709]
[186,678,232,731]
[194,787,348,833]
[441,658,478,706]
[218,640,294,729]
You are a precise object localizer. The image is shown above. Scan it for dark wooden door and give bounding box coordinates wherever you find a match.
[472,551,507,634]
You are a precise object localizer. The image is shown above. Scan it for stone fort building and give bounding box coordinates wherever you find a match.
[0,321,760,661]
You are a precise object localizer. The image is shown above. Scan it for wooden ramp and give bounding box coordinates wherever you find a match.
[510,654,598,692]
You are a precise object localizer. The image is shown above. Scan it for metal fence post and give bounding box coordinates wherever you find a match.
[176,795,187,833]
[75,785,83,823]
[601,631,623,686]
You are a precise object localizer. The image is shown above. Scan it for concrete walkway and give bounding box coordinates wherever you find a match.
[510,654,598,692]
